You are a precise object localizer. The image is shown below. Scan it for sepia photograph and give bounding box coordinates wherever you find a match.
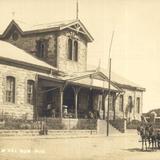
[0,0,160,159]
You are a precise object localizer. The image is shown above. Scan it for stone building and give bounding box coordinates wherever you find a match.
[0,19,145,122]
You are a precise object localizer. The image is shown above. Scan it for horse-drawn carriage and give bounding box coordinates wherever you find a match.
[137,114,160,151]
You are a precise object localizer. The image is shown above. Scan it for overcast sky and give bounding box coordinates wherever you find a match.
[0,0,160,112]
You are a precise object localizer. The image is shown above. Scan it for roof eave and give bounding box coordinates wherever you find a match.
[0,56,58,74]
[115,82,146,92]
[23,27,60,35]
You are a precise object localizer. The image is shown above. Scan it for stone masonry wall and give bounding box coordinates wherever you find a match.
[5,32,57,67]
[103,89,143,121]
[0,63,42,120]
[115,89,143,121]
[57,31,87,72]
[4,29,88,73]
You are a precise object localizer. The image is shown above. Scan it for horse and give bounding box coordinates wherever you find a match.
[156,130,160,149]
[137,125,150,151]
[147,124,157,150]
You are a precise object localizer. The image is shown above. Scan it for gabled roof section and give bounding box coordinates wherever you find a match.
[0,20,23,38]
[0,19,94,42]
[59,19,94,42]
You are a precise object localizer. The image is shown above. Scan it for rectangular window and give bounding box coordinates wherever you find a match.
[27,80,34,105]
[119,95,124,112]
[36,39,48,58]
[6,76,15,103]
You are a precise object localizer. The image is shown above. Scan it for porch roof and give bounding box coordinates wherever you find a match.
[60,70,122,92]
[38,71,122,92]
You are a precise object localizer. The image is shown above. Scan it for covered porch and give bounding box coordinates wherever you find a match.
[36,71,121,120]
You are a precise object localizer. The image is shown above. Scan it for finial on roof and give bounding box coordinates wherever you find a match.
[76,0,79,20]
[12,11,15,20]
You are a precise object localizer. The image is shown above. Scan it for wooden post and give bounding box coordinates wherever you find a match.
[60,87,64,118]
[102,91,107,120]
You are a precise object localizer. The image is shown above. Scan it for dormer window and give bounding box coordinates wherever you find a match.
[68,38,78,61]
[36,39,48,58]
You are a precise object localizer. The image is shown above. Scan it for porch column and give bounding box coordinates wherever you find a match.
[60,87,64,118]
[72,86,81,119]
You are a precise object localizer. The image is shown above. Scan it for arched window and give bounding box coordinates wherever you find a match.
[119,95,124,112]
[68,38,78,61]
[68,39,72,60]
[109,95,114,111]
[27,80,35,105]
[128,96,133,113]
[6,76,15,103]
[136,97,140,113]
[73,41,78,61]
[40,43,45,58]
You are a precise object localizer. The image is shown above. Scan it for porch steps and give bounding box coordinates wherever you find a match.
[97,120,122,135]
[109,123,123,135]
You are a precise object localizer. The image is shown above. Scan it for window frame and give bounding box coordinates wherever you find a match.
[36,39,48,58]
[68,38,78,62]
[136,97,140,114]
[27,80,35,105]
[73,40,78,61]
[6,76,15,103]
[119,95,124,112]
[128,96,133,113]
[109,95,114,111]
[68,38,72,60]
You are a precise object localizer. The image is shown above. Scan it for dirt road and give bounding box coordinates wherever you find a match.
[0,132,160,160]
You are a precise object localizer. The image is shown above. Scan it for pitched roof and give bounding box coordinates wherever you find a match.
[0,19,94,42]
[110,71,145,91]
[0,40,57,72]
[76,67,145,91]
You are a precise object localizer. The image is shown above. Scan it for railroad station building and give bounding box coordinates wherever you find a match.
[0,19,145,123]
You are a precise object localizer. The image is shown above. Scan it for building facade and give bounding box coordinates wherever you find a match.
[0,19,145,122]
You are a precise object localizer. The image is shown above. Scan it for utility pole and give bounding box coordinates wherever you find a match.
[107,31,114,136]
